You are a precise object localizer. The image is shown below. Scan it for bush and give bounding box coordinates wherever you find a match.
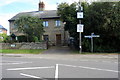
[17,35,27,42]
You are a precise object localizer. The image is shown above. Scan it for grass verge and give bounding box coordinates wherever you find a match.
[72,50,119,55]
[0,49,45,54]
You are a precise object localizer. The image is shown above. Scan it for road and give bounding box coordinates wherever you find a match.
[1,53,119,80]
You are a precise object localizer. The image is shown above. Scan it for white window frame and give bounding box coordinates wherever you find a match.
[43,21,48,27]
[55,20,61,27]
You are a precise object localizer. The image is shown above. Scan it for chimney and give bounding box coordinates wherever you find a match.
[39,1,45,11]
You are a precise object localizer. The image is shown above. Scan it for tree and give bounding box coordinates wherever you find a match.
[58,2,120,52]
[57,2,89,50]
[14,16,44,42]
[0,33,8,42]
[83,2,120,52]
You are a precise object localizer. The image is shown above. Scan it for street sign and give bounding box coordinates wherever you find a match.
[77,24,84,32]
[85,35,100,38]
[84,36,92,38]
[91,35,100,37]
[77,12,83,18]
[84,33,100,53]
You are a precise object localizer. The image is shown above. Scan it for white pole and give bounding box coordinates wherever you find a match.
[79,0,82,53]
[55,64,59,80]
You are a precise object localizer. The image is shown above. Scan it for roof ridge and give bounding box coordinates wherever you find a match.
[9,10,59,21]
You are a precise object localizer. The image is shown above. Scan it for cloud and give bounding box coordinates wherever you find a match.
[0,0,86,35]
[0,0,18,6]
[0,0,39,7]
[0,13,17,35]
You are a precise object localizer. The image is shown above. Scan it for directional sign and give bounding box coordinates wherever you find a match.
[84,33,100,53]
[84,35,100,38]
[92,35,100,37]
[84,36,92,38]
[77,12,83,18]
[77,24,84,32]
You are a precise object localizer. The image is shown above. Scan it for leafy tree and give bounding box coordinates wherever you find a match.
[58,2,120,52]
[57,2,89,50]
[14,16,44,42]
[84,2,120,52]
[0,33,8,42]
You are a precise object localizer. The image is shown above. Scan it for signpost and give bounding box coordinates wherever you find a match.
[84,33,100,53]
[77,0,83,53]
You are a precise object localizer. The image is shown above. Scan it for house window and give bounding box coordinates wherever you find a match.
[43,21,48,27]
[55,20,61,27]
[43,35,49,41]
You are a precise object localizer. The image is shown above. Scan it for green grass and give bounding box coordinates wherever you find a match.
[0,49,45,54]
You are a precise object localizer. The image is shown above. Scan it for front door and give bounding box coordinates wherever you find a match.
[56,34,61,45]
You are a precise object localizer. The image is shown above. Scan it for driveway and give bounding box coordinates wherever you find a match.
[41,46,73,54]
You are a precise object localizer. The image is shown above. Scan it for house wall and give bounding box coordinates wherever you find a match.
[0,29,7,34]
[9,19,69,46]
[9,21,24,36]
[42,18,68,45]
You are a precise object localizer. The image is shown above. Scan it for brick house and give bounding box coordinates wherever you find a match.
[8,1,69,45]
[0,25,7,41]
[0,25,7,34]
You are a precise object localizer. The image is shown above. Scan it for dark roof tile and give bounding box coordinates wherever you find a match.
[9,10,60,21]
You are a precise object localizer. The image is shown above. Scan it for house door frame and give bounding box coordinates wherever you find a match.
[56,34,61,45]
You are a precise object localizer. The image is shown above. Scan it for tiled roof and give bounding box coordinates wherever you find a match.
[0,25,7,30]
[9,10,60,21]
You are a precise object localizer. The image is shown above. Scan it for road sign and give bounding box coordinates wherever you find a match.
[84,36,92,38]
[77,12,83,18]
[91,35,100,37]
[84,33,100,53]
[85,35,100,38]
[77,24,84,32]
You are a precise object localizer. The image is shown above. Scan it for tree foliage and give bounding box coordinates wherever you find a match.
[14,16,44,42]
[58,2,120,52]
[0,33,8,42]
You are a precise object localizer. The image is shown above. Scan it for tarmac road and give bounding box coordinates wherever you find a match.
[1,55,118,79]
[0,46,119,80]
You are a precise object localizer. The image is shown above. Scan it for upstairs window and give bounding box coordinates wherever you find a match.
[55,20,61,27]
[43,21,48,27]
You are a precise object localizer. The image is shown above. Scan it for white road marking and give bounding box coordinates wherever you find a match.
[1,62,32,65]
[55,64,59,80]
[59,64,118,73]
[7,66,54,71]
[20,73,41,79]
[2,60,24,62]
[20,73,48,80]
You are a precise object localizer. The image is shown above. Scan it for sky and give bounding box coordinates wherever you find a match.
[0,0,119,35]
[0,0,92,35]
